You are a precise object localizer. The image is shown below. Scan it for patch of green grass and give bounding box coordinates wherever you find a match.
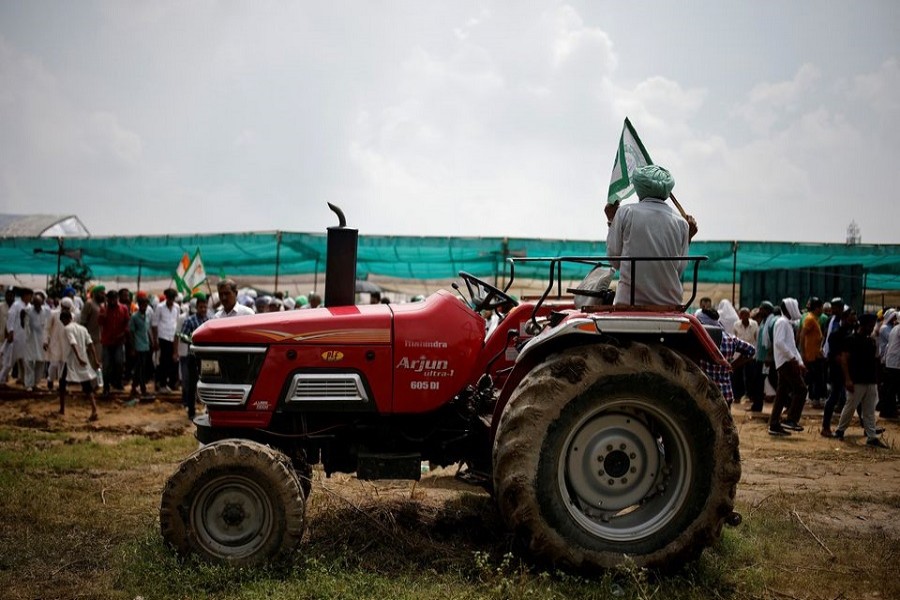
[116,530,756,600]
[0,427,195,473]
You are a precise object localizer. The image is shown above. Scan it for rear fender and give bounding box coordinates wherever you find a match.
[491,310,726,444]
[477,302,564,386]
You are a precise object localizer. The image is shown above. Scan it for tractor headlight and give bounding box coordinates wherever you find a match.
[200,359,221,377]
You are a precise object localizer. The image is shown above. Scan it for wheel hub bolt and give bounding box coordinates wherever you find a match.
[621,478,628,484]
[608,478,614,485]
[222,502,245,526]
[630,467,637,474]
[619,443,626,450]
[598,470,605,476]
[597,455,604,462]
[606,444,613,451]
[630,453,636,459]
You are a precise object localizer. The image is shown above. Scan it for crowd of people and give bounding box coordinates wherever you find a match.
[0,279,331,421]
[3,268,898,449]
[697,296,897,448]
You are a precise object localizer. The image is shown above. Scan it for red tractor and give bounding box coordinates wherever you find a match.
[160,208,740,572]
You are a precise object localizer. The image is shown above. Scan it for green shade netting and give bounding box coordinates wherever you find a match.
[2,234,898,290]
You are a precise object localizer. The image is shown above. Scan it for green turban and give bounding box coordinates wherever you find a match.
[632,165,675,200]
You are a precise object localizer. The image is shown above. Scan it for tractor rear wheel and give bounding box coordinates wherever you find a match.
[160,439,306,566]
[493,343,740,571]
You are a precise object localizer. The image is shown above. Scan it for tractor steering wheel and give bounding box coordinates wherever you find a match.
[458,272,519,313]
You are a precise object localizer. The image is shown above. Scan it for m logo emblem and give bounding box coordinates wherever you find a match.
[321,351,344,362]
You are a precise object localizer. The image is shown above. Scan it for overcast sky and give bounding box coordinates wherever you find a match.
[1,1,897,243]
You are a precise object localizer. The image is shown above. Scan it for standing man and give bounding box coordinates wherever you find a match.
[0,288,13,382]
[59,311,99,421]
[882,319,900,420]
[151,288,180,394]
[821,309,857,437]
[798,297,826,409]
[605,165,698,306]
[823,303,854,432]
[768,298,807,436]
[179,294,210,419]
[214,280,255,319]
[62,286,82,321]
[79,286,106,350]
[876,309,897,418]
[44,297,74,392]
[834,313,889,447]
[0,287,33,386]
[732,306,760,404]
[98,289,130,396]
[822,298,846,415]
[748,301,775,412]
[128,292,153,401]
[118,288,135,384]
[24,290,51,391]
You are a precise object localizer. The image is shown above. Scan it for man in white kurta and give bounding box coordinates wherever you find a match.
[44,298,75,391]
[768,298,807,436]
[0,288,33,385]
[60,311,99,420]
[605,165,698,307]
[24,291,51,391]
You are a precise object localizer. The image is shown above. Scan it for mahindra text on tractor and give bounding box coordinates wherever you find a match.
[160,205,741,572]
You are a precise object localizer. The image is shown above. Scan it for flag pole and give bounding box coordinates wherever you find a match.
[669,193,689,220]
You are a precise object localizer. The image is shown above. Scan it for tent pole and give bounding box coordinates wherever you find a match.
[274,231,282,293]
[862,271,868,312]
[500,238,509,289]
[731,241,738,306]
[56,237,63,291]
[313,256,319,294]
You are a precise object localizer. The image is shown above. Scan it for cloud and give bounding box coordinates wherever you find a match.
[732,64,821,134]
[0,2,896,245]
[345,3,626,236]
[848,58,900,113]
[84,111,143,167]
[610,76,707,149]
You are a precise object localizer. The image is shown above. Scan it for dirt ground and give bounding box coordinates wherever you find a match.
[2,386,897,536]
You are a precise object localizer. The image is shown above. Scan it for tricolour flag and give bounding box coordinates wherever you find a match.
[174,253,191,295]
[607,117,653,205]
[173,249,207,295]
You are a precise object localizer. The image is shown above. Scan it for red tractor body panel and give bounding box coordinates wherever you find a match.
[192,290,486,418]
[390,291,485,413]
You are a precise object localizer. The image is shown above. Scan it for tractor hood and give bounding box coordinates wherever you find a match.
[192,304,392,346]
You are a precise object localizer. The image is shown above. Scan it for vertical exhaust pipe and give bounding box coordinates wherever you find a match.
[324,203,358,307]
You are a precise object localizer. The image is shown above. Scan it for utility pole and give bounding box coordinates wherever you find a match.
[846,221,861,245]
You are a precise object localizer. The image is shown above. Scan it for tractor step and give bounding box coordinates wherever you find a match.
[357,452,422,481]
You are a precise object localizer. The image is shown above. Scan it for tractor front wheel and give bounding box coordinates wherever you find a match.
[493,343,740,571]
[160,439,306,566]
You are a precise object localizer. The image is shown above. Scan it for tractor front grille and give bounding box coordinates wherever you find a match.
[286,373,369,403]
[197,382,253,406]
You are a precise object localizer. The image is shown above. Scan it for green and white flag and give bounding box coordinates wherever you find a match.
[174,249,207,295]
[607,117,653,205]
